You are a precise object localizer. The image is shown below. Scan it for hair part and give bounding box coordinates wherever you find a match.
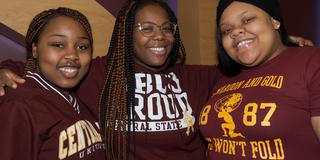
[24,7,93,73]
[98,0,185,159]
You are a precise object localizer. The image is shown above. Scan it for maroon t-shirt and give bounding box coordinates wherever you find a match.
[0,71,105,160]
[76,56,221,159]
[129,64,220,160]
[199,47,320,160]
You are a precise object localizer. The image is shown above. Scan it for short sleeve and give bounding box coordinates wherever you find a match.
[307,49,320,116]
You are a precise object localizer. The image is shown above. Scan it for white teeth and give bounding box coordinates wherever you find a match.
[59,67,78,73]
[237,40,252,48]
[149,47,165,52]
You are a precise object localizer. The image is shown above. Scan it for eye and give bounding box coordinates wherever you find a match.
[140,25,154,33]
[77,43,91,52]
[50,42,64,48]
[221,28,232,35]
[161,25,174,33]
[243,17,254,24]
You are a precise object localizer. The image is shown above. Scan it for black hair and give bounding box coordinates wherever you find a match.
[98,0,186,159]
[24,7,93,73]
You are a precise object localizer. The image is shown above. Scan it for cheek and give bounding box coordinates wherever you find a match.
[247,20,272,34]
[167,37,175,49]
[79,54,92,68]
[222,37,233,52]
[37,51,58,66]
[133,39,139,54]
[133,31,145,47]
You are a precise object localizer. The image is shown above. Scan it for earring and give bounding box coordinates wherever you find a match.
[276,23,280,29]
[32,50,37,59]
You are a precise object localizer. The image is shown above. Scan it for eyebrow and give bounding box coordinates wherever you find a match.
[220,10,249,26]
[135,21,171,25]
[48,34,65,38]
[48,34,89,40]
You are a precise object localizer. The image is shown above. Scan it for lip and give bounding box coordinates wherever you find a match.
[57,62,81,79]
[148,46,167,55]
[233,38,254,51]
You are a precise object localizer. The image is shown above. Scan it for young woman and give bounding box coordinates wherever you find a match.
[91,1,220,159]
[199,0,320,159]
[0,1,220,159]
[0,7,105,160]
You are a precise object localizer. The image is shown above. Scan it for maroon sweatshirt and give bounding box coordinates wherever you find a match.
[0,71,105,160]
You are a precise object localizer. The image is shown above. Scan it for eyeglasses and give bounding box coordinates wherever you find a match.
[135,22,177,37]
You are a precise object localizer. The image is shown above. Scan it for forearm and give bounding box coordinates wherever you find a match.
[311,116,320,141]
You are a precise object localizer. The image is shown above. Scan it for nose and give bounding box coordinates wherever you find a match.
[64,47,79,60]
[230,27,245,39]
[152,27,165,40]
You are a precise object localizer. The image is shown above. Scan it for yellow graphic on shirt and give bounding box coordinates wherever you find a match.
[212,75,283,96]
[199,74,286,158]
[58,120,104,159]
[214,93,245,138]
[183,108,194,136]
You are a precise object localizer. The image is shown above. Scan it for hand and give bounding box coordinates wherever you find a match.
[289,35,314,47]
[0,69,25,96]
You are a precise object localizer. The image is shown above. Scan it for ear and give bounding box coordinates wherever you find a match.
[32,43,38,58]
[271,18,281,30]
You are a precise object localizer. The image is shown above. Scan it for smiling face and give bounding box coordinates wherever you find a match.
[219,1,285,67]
[133,4,174,70]
[32,16,92,90]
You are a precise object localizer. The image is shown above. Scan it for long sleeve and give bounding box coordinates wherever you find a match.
[75,55,107,118]
[0,100,38,160]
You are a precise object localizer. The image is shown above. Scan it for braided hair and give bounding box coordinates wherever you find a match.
[24,7,93,73]
[98,0,186,159]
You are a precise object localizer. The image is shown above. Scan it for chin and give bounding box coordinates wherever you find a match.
[57,81,79,89]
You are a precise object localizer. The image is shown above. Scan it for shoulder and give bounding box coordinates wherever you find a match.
[0,91,33,118]
[85,55,107,81]
[165,64,222,88]
[91,55,107,69]
[277,47,320,67]
[0,78,53,109]
[3,78,44,100]
[286,46,320,57]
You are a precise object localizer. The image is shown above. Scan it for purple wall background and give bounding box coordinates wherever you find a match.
[279,0,319,46]
[0,23,26,62]
[317,0,320,46]
[96,0,177,16]
[1,0,319,62]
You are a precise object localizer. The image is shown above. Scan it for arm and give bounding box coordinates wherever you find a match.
[75,55,107,117]
[0,59,26,96]
[0,100,36,160]
[308,48,320,142]
[311,117,320,141]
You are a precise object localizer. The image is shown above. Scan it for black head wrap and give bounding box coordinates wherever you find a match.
[216,0,284,26]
